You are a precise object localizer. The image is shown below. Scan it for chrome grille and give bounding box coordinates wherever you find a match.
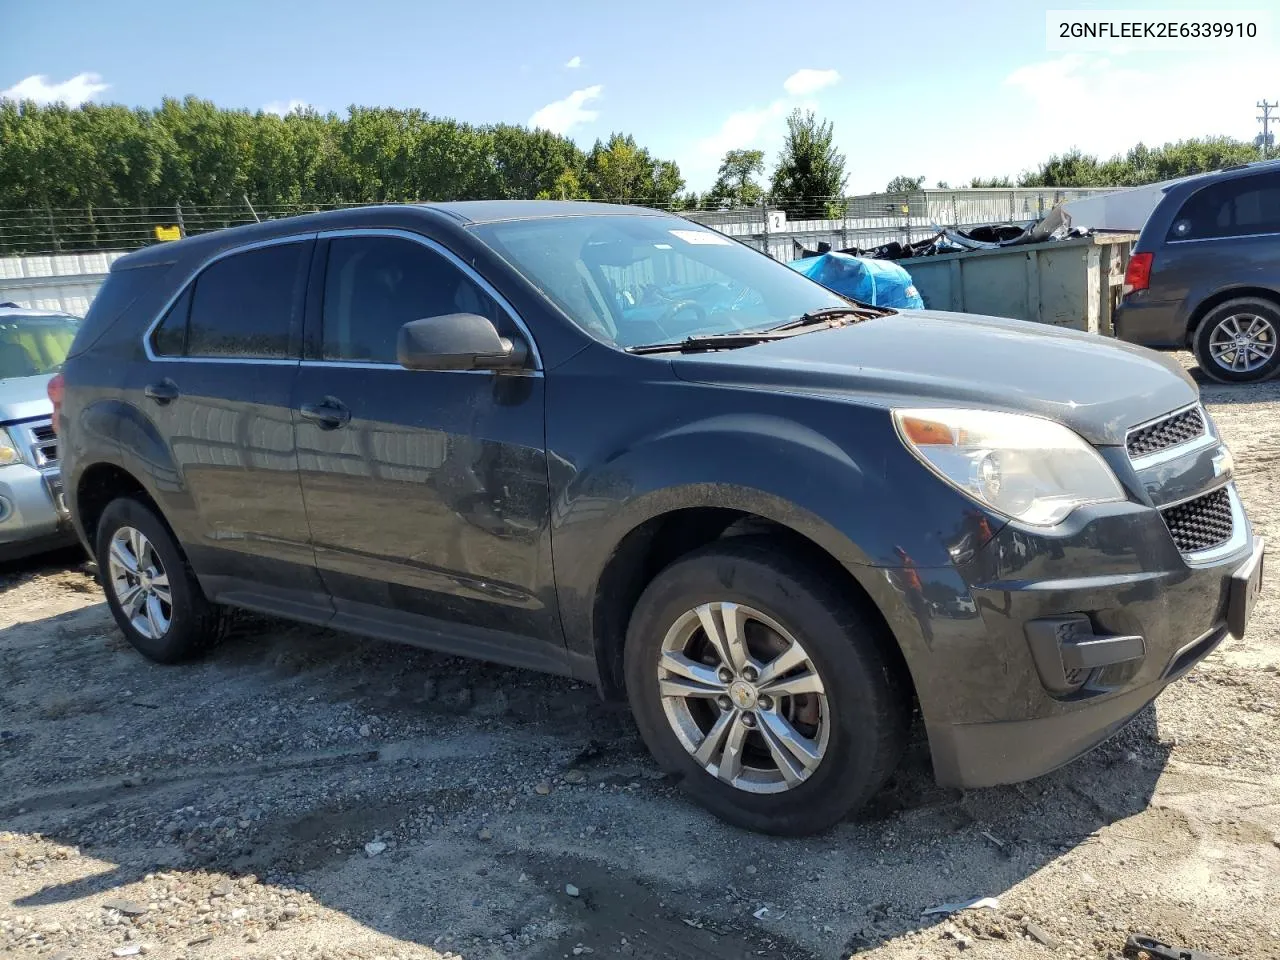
[28,422,58,468]
[1127,406,1206,460]
[1161,487,1234,553]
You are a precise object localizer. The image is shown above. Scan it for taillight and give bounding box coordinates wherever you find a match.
[1123,252,1153,296]
[47,372,65,435]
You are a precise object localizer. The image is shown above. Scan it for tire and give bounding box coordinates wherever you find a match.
[623,538,910,835]
[1191,297,1280,384]
[95,497,229,663]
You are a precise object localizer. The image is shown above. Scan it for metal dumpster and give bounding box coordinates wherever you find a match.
[898,231,1139,336]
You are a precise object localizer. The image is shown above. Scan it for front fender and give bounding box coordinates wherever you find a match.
[550,407,995,692]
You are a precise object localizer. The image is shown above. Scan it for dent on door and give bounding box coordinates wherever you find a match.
[293,368,556,641]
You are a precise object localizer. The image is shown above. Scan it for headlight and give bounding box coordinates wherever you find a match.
[892,408,1126,526]
[0,429,21,467]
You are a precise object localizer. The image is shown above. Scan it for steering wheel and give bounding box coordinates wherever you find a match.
[656,298,708,330]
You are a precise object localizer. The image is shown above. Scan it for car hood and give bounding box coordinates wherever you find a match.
[670,310,1199,445]
[0,374,54,426]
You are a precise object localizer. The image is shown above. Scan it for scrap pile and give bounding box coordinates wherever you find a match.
[794,205,1093,262]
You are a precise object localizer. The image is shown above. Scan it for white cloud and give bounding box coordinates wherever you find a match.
[782,68,840,97]
[564,55,582,69]
[997,52,1274,175]
[680,69,841,189]
[529,84,603,134]
[0,72,108,105]
[692,101,792,177]
[262,99,310,117]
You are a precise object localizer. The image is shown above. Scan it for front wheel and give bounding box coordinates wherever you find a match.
[1191,298,1280,383]
[624,539,910,835]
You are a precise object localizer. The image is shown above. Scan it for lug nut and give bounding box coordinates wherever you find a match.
[757,696,772,710]
[741,665,758,682]
[717,667,734,683]
[741,713,757,728]
[717,695,732,711]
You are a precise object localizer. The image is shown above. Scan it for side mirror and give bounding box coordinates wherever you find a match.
[397,313,529,372]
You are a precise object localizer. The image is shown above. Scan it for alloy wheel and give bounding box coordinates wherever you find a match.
[657,601,830,794]
[107,526,173,640]
[1209,313,1276,374]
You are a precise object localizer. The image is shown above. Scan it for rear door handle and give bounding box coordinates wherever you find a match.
[143,379,179,404]
[298,397,350,430]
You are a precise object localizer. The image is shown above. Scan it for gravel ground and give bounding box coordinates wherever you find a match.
[3,355,1279,960]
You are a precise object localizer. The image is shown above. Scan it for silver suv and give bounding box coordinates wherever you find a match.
[0,303,78,560]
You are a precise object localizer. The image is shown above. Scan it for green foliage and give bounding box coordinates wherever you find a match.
[969,175,1013,188]
[581,133,685,206]
[768,109,848,219]
[0,96,685,250]
[1016,138,1264,188]
[884,175,925,193]
[706,148,765,208]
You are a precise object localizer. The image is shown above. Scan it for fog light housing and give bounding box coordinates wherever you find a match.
[1025,616,1146,696]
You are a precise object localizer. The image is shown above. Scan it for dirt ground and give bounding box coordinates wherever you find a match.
[3,355,1279,960]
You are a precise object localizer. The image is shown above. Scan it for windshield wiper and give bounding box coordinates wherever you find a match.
[626,331,800,354]
[762,304,894,333]
[625,303,896,355]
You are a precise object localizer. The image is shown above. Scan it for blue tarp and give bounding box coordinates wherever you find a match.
[787,252,924,309]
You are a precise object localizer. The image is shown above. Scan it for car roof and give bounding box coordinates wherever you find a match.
[426,200,667,223]
[110,200,675,271]
[1165,157,1280,194]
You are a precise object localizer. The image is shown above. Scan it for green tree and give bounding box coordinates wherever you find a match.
[885,175,925,193]
[583,133,685,207]
[769,109,848,219]
[969,175,1013,188]
[705,148,765,208]
[1012,138,1262,188]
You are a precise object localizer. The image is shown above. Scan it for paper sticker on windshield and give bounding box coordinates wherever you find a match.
[670,229,731,245]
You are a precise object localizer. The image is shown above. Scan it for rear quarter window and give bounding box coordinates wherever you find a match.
[1167,172,1280,242]
[67,261,175,359]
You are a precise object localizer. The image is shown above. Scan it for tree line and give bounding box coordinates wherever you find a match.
[0,96,684,214]
[0,97,848,227]
[0,93,1270,255]
[887,136,1267,193]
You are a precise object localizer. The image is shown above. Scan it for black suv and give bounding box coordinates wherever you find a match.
[58,202,1264,835]
[1115,160,1280,383]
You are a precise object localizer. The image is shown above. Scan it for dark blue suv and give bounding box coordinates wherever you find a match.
[1115,160,1280,383]
[56,202,1265,835]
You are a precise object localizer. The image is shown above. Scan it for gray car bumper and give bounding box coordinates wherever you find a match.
[1114,297,1185,348]
[0,463,76,561]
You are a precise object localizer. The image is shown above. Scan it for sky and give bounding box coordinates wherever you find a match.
[2,0,1277,195]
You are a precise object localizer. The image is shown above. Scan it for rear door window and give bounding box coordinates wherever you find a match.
[185,241,311,359]
[1168,172,1280,241]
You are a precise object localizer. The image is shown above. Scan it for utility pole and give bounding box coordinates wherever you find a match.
[1259,100,1278,158]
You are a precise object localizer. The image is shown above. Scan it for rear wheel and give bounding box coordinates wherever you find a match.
[95,497,228,663]
[624,538,910,835]
[1191,297,1280,383]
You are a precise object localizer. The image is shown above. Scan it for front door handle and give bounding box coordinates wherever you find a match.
[298,397,350,430]
[143,379,179,404]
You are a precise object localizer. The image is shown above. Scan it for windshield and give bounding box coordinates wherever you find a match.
[471,214,849,348]
[0,313,81,379]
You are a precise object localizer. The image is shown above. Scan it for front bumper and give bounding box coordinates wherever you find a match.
[876,490,1264,790]
[0,462,76,561]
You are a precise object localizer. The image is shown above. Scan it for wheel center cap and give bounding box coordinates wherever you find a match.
[728,680,758,710]
[139,571,152,591]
